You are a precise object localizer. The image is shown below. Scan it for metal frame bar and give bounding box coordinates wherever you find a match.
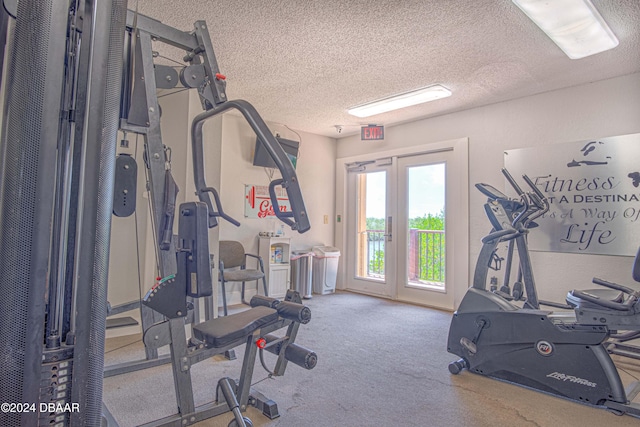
[72,1,128,425]
[126,10,197,50]
[109,8,228,374]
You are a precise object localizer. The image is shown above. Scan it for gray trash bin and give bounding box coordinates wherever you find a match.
[291,250,313,299]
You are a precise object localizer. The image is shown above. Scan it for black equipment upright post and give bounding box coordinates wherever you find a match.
[0,1,68,425]
[136,27,183,359]
[69,0,128,425]
[0,1,127,426]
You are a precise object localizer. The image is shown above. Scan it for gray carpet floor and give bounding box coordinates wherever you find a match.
[103,291,640,426]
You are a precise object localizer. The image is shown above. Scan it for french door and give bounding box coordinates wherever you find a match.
[345,160,395,297]
[396,152,454,308]
[345,150,456,310]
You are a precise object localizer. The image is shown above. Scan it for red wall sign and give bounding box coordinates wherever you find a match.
[245,184,291,218]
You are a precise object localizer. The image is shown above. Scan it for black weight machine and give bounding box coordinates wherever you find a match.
[448,169,640,418]
[0,2,315,427]
[115,10,316,427]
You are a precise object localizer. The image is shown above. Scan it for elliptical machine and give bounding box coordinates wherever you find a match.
[447,169,640,417]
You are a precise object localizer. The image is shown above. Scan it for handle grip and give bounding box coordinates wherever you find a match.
[200,187,240,227]
[269,179,296,228]
[592,277,636,295]
[481,229,519,244]
[522,174,546,201]
[528,191,545,210]
[570,289,634,311]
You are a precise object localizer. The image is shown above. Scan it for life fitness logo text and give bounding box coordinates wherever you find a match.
[536,340,553,356]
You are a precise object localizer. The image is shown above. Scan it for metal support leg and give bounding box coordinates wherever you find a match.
[218,378,250,427]
[237,331,260,410]
[168,318,195,419]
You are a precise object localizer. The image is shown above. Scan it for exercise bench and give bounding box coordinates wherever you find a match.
[141,202,316,427]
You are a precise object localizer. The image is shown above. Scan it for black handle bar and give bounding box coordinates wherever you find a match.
[522,174,546,201]
[592,277,637,295]
[569,277,640,312]
[481,229,519,244]
[200,187,240,227]
[570,289,634,312]
[502,168,529,227]
[501,168,525,196]
[269,179,295,228]
[191,99,310,233]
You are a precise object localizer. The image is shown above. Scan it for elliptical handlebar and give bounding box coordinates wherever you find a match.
[521,174,549,225]
[500,169,552,229]
[501,168,525,197]
[502,168,530,228]
[592,277,637,296]
[569,277,640,312]
[522,174,546,202]
[481,228,519,244]
[570,289,636,312]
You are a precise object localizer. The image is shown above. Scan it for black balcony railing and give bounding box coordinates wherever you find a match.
[363,229,445,284]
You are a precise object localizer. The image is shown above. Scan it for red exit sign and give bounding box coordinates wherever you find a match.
[361,125,384,141]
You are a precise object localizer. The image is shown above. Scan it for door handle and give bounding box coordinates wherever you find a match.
[385,216,392,242]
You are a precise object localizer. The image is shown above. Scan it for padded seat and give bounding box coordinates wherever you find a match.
[192,306,278,348]
[224,269,265,282]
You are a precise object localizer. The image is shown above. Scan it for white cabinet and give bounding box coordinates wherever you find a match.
[258,237,291,299]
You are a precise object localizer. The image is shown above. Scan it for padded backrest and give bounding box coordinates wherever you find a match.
[219,240,245,269]
[633,246,640,283]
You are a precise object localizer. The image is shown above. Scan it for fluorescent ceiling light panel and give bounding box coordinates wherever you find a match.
[512,0,619,59]
[347,85,452,118]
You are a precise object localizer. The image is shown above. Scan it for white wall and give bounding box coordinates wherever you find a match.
[337,72,640,307]
[218,113,337,303]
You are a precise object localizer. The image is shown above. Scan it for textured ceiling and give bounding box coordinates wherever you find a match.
[136,0,640,138]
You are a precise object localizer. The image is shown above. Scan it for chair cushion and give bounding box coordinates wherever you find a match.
[224,268,264,282]
[219,240,246,268]
[192,306,278,348]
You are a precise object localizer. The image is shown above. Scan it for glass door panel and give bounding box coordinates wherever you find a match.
[397,152,454,309]
[346,162,394,297]
[356,171,387,281]
[406,163,445,289]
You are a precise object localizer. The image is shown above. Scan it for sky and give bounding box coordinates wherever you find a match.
[365,163,445,218]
